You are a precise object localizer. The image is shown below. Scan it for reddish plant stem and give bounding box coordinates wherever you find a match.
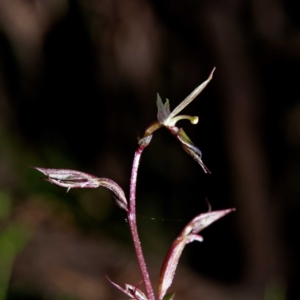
[128,143,155,300]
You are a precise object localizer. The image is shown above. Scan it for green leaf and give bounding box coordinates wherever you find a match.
[0,191,11,220]
[162,292,175,300]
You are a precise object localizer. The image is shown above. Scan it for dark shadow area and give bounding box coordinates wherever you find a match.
[1,0,300,299]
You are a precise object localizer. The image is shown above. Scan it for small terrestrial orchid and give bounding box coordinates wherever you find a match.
[32,66,236,300]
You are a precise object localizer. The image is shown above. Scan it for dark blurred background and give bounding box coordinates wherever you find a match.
[0,0,300,299]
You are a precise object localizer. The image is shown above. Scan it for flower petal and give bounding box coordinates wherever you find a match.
[157,93,171,124]
[175,128,211,174]
[166,68,215,122]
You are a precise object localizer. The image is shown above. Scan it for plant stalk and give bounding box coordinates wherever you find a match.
[128,143,155,300]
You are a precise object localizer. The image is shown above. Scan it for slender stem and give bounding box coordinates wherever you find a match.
[128,142,155,300]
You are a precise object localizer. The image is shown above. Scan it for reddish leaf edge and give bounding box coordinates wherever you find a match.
[31,167,128,211]
[158,208,235,300]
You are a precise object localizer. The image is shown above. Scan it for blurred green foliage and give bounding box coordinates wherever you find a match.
[264,279,286,300]
[0,191,30,300]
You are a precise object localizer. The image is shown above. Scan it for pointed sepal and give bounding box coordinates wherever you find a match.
[167,68,215,122]
[174,128,211,174]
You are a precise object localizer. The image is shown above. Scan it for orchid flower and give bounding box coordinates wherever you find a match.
[157,68,215,127]
[150,68,215,173]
